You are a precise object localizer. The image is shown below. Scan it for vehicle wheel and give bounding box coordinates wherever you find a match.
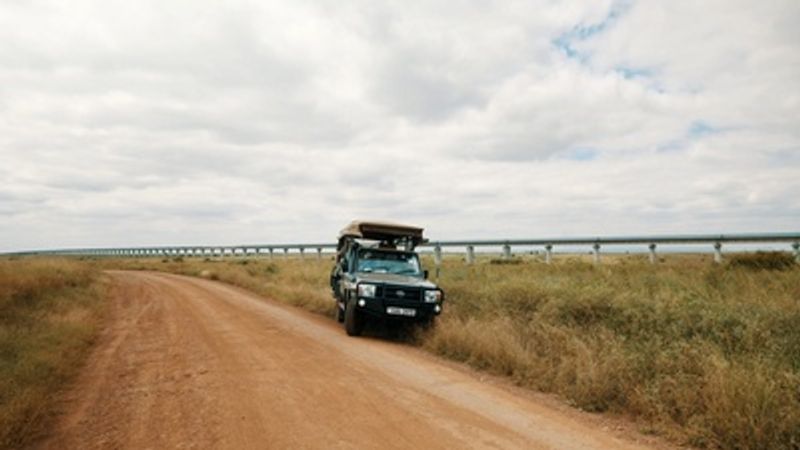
[335,301,345,323]
[344,300,365,336]
[420,316,436,331]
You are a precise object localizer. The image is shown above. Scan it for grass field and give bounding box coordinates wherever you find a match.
[425,254,800,449]
[3,253,798,449]
[104,253,800,449]
[0,258,106,449]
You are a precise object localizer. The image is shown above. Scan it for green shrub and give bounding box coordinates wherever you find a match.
[727,251,795,271]
[489,258,523,265]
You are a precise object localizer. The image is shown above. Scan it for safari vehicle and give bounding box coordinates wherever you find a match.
[330,221,444,336]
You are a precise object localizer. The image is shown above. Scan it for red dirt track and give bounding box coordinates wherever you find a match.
[36,271,662,449]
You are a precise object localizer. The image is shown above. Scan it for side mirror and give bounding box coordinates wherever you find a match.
[423,270,429,279]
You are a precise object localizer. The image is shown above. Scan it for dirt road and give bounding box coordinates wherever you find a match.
[37,271,659,450]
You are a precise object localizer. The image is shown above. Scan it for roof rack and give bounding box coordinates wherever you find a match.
[337,220,426,250]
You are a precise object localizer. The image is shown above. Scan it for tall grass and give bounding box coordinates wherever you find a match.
[106,253,800,449]
[425,255,800,449]
[0,258,106,449]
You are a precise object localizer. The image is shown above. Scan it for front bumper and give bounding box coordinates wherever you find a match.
[355,295,442,320]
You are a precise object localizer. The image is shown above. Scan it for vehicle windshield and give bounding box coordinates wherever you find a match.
[356,249,422,276]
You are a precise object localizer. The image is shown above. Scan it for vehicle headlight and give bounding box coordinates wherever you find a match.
[358,284,377,298]
[424,290,442,303]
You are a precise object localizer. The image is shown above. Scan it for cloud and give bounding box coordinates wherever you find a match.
[0,0,798,252]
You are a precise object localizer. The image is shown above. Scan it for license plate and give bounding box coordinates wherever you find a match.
[386,307,416,317]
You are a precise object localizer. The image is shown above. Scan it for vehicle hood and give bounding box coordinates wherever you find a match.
[354,272,438,289]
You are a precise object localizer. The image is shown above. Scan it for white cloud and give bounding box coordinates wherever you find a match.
[0,0,798,252]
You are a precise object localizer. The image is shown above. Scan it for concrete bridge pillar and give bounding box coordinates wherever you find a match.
[502,244,511,260]
[434,245,443,267]
[713,242,723,264]
[649,243,657,264]
[593,243,601,264]
[465,245,475,265]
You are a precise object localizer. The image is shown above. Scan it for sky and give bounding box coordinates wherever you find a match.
[1,0,799,252]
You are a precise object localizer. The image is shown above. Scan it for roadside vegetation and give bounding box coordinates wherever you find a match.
[426,254,800,450]
[0,258,106,450]
[105,252,799,449]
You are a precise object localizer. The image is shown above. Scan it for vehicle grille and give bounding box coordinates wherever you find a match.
[383,286,422,302]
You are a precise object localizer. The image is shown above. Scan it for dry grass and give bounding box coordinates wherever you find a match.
[0,258,106,450]
[425,254,800,449]
[103,253,800,449]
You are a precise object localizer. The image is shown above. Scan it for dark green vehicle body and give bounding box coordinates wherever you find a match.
[330,221,444,336]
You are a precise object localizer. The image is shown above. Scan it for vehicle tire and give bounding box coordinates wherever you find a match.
[344,300,365,336]
[420,316,437,331]
[335,301,345,323]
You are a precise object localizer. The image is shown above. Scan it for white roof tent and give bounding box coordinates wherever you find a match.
[337,221,426,251]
